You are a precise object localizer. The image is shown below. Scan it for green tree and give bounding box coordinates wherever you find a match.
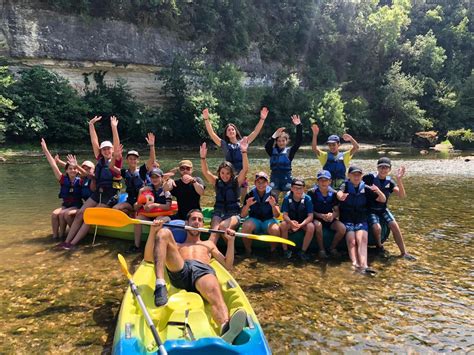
[379,62,431,139]
[0,66,16,143]
[5,66,88,142]
[309,88,346,137]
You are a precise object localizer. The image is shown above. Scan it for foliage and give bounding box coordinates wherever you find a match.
[308,88,345,137]
[344,96,372,137]
[446,129,474,149]
[0,66,16,144]
[4,66,89,142]
[379,62,431,140]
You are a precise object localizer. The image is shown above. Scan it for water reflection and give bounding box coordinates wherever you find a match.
[0,149,472,353]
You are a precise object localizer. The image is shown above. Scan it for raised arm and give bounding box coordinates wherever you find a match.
[289,115,303,160]
[247,107,269,144]
[210,229,236,270]
[54,154,66,168]
[265,127,285,156]
[237,137,249,186]
[109,144,123,175]
[311,124,323,156]
[41,138,62,181]
[199,142,217,185]
[394,166,406,198]
[89,116,102,158]
[66,154,86,176]
[342,133,359,156]
[110,116,120,152]
[145,132,156,171]
[202,108,221,146]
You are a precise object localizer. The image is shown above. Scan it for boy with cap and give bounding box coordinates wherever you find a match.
[337,166,386,273]
[307,170,346,259]
[280,178,315,261]
[311,124,359,189]
[130,168,173,253]
[164,159,205,220]
[240,171,281,256]
[363,157,415,260]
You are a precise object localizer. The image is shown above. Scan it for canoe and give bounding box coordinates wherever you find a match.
[92,206,390,250]
[113,259,271,354]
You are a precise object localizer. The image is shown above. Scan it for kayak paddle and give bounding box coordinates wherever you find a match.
[84,207,296,247]
[118,253,167,355]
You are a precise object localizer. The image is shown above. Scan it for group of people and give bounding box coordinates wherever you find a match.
[41,109,416,343]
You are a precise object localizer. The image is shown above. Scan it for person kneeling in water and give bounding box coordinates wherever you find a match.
[144,209,247,344]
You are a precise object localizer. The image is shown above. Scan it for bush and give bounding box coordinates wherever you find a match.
[446,129,474,150]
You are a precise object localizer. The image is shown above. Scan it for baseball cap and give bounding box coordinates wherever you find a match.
[255,171,269,181]
[81,160,95,169]
[99,141,113,149]
[377,157,392,168]
[291,177,305,187]
[326,135,340,144]
[348,166,363,174]
[149,168,164,177]
[317,170,332,180]
[126,150,139,158]
[179,160,193,168]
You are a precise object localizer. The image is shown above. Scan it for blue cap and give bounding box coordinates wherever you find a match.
[326,135,340,144]
[149,168,163,177]
[317,170,332,180]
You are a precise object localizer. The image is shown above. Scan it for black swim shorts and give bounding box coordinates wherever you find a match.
[167,260,216,293]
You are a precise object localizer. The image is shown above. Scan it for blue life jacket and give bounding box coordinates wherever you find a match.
[58,175,83,206]
[81,177,93,200]
[123,169,145,200]
[225,142,243,172]
[149,185,168,205]
[249,186,274,221]
[309,186,337,214]
[370,174,392,211]
[214,177,240,215]
[270,146,292,176]
[339,181,368,223]
[94,157,114,189]
[323,152,346,180]
[287,192,309,223]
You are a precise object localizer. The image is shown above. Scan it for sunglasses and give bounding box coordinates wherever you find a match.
[179,166,192,171]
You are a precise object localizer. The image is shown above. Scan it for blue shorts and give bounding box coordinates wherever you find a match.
[212,211,241,224]
[270,174,291,192]
[344,222,368,232]
[368,209,395,226]
[246,217,279,234]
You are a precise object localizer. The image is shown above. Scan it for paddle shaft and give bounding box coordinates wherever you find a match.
[128,274,167,355]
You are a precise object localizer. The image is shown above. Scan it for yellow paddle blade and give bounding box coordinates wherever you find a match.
[118,254,133,280]
[240,233,296,247]
[84,207,141,227]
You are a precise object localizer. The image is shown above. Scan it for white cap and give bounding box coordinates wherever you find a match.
[99,141,113,149]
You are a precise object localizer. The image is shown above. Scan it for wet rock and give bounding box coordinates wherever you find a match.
[420,150,429,155]
[433,142,453,151]
[411,131,438,148]
[0,156,6,162]
[387,151,402,155]
[377,150,386,155]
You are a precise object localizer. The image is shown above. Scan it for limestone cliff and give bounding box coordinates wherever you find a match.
[0,0,275,106]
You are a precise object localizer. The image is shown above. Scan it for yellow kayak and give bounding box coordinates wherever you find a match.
[112,259,271,354]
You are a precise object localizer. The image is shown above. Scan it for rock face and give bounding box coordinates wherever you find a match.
[0,0,277,105]
[411,131,438,148]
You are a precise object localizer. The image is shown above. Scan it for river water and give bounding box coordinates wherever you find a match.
[0,146,473,353]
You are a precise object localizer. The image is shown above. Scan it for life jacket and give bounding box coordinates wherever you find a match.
[339,180,368,223]
[123,169,145,200]
[249,186,274,221]
[270,146,291,175]
[286,192,309,223]
[150,185,168,205]
[309,186,336,214]
[225,141,243,172]
[58,175,82,206]
[81,177,93,200]
[323,152,346,180]
[370,173,392,210]
[94,157,115,189]
[214,177,240,214]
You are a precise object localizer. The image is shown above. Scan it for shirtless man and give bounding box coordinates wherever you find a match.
[143,209,247,344]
